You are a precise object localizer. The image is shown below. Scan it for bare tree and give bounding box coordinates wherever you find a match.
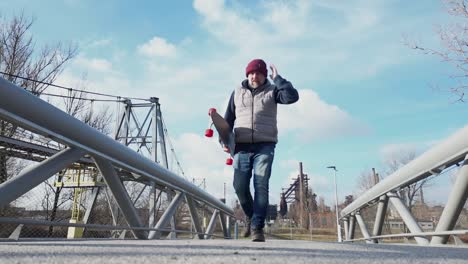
[383,150,432,212]
[343,195,354,207]
[60,78,113,135]
[356,170,376,195]
[0,13,77,184]
[356,168,381,196]
[355,168,382,222]
[44,83,112,235]
[405,0,467,101]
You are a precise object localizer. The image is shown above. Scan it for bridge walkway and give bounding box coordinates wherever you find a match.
[1,239,467,263]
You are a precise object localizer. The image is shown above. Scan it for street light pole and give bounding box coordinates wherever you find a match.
[327,166,342,242]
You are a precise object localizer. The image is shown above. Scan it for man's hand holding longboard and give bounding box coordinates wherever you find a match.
[205,108,235,165]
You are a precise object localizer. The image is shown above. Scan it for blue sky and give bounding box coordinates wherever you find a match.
[3,0,467,207]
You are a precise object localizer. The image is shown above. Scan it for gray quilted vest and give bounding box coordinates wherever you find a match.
[233,83,278,143]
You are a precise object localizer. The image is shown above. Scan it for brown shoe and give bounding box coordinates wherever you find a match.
[252,228,265,242]
[242,218,251,237]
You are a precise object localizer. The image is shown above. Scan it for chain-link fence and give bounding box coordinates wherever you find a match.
[0,129,232,240]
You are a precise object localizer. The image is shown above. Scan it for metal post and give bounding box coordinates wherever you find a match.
[166,190,177,239]
[355,212,372,243]
[0,148,85,207]
[185,194,204,239]
[93,156,147,239]
[155,100,168,169]
[334,169,342,242]
[431,155,468,245]
[234,221,239,239]
[124,101,131,146]
[148,192,183,239]
[388,191,429,245]
[154,100,177,239]
[226,215,232,239]
[205,210,219,239]
[327,166,342,242]
[218,211,229,238]
[343,217,349,241]
[148,99,158,229]
[8,224,23,240]
[372,195,389,243]
[309,213,313,241]
[349,214,356,240]
[299,162,305,228]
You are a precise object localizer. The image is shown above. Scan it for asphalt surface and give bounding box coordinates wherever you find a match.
[1,239,467,264]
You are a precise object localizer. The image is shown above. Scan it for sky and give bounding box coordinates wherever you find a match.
[2,0,467,208]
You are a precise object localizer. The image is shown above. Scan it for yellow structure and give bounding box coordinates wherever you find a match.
[67,219,84,239]
[54,166,104,239]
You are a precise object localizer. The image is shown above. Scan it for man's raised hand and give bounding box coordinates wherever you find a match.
[269,64,278,80]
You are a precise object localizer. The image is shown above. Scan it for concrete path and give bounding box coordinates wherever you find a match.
[1,239,467,263]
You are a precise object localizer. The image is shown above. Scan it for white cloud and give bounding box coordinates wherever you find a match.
[74,56,114,73]
[131,1,398,124]
[193,0,225,22]
[88,38,112,48]
[380,142,419,161]
[278,89,369,142]
[137,37,177,58]
[193,0,269,49]
[279,159,301,170]
[190,0,411,81]
[172,133,236,204]
[57,54,133,101]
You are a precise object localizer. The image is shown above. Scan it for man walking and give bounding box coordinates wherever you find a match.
[224,59,299,242]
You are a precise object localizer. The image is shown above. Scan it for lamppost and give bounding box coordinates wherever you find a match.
[327,165,342,242]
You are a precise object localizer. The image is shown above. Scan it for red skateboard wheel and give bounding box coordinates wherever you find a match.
[205,128,214,137]
[226,157,233,165]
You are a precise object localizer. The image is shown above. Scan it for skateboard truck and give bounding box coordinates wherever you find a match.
[205,108,216,138]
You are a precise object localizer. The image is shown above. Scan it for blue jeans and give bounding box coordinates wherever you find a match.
[233,143,275,229]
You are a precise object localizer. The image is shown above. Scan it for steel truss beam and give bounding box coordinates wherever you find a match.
[185,194,204,239]
[372,195,388,243]
[342,126,468,217]
[387,192,429,245]
[205,210,219,239]
[0,147,85,206]
[148,192,184,239]
[93,156,147,239]
[431,155,468,245]
[340,125,468,245]
[0,75,233,241]
[355,213,371,243]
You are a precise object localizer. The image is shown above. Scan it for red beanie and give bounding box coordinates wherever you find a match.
[245,59,267,77]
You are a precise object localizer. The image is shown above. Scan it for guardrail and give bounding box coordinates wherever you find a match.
[340,125,468,245]
[0,77,234,240]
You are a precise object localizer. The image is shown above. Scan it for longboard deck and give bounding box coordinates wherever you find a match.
[210,110,235,157]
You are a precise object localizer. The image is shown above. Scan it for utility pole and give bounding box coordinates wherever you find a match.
[327,165,342,242]
[299,162,305,228]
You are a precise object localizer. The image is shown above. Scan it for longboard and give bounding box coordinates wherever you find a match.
[208,108,235,158]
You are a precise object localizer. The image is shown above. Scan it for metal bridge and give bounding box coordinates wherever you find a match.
[1,76,468,262]
[339,125,468,246]
[0,76,233,240]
